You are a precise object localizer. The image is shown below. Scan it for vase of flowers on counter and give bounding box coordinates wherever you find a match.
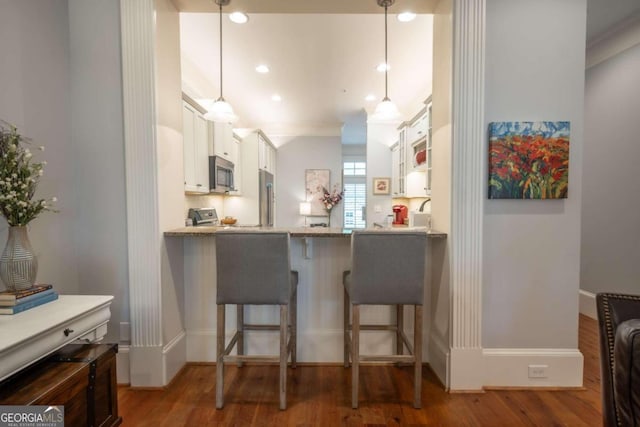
[0,122,56,291]
[320,185,344,228]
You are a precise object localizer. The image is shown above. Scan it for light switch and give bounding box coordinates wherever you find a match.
[374,205,382,213]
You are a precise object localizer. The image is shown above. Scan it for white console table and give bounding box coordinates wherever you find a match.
[0,295,113,382]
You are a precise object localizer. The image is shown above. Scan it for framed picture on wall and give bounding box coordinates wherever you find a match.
[305,169,331,215]
[372,177,391,195]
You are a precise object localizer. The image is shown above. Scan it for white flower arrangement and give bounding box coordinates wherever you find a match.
[0,122,57,226]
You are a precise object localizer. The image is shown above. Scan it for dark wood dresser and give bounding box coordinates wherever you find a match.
[0,343,122,427]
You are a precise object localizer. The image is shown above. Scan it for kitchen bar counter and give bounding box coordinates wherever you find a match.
[165,225,446,238]
[167,225,445,364]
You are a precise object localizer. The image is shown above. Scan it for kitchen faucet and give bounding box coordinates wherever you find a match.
[418,197,431,212]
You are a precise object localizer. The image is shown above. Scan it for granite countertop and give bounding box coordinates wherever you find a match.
[164,225,447,238]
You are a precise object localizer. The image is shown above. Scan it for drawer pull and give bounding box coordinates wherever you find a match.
[64,328,74,337]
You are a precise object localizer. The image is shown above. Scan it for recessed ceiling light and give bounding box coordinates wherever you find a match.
[377,63,390,72]
[397,12,417,22]
[365,94,376,102]
[272,94,282,102]
[229,12,249,24]
[255,64,270,73]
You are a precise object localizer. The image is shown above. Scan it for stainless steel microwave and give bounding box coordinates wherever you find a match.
[209,156,235,193]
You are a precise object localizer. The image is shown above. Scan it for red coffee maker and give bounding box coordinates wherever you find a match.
[392,205,408,225]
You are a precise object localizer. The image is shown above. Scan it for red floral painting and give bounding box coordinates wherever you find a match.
[488,121,570,199]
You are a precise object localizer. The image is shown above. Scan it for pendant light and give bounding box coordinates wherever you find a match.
[369,0,402,124]
[204,0,239,123]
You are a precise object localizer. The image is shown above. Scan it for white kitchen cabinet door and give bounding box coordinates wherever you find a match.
[183,102,208,193]
[211,121,233,161]
[258,135,276,173]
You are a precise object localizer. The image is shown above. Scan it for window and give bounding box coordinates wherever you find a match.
[343,161,366,229]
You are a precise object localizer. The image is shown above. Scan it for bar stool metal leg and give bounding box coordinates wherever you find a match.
[351,305,360,409]
[216,304,225,409]
[237,304,244,367]
[414,305,423,409]
[279,305,288,410]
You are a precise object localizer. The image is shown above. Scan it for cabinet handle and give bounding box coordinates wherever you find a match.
[224,152,228,156]
[64,328,74,337]
[196,184,202,187]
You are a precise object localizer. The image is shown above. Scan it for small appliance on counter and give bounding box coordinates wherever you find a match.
[188,208,218,226]
[392,205,408,225]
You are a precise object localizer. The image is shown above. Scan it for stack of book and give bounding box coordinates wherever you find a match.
[0,284,59,315]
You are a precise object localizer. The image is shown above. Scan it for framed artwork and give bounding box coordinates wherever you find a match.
[488,121,570,199]
[372,177,391,195]
[305,169,330,216]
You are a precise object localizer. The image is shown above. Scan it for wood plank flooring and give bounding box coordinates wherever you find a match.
[118,314,602,426]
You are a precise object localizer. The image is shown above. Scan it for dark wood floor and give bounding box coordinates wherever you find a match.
[118,315,602,426]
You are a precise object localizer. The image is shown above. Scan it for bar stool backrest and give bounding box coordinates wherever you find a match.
[216,231,292,305]
[349,231,426,305]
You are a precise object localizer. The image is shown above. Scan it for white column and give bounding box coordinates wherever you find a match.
[449,0,485,391]
[120,0,164,386]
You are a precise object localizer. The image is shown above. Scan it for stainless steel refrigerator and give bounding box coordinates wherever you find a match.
[259,170,274,226]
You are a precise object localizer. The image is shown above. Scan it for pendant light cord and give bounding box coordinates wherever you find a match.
[219,1,223,101]
[384,3,388,100]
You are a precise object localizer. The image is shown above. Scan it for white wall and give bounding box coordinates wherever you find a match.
[154,0,186,363]
[365,124,395,226]
[429,0,452,385]
[483,0,586,349]
[581,37,640,296]
[276,136,343,227]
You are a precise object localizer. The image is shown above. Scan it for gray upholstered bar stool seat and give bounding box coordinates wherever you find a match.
[343,230,426,409]
[215,231,298,410]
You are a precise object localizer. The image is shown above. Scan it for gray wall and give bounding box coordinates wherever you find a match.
[276,136,343,228]
[68,0,129,342]
[581,41,640,296]
[0,0,129,342]
[483,0,586,349]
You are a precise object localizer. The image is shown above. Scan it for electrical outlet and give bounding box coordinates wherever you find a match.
[528,364,548,378]
[374,205,382,213]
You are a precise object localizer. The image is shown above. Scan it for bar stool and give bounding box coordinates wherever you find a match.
[343,230,426,409]
[215,231,298,410]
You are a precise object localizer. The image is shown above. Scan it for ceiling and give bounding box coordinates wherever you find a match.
[178,0,640,146]
[587,0,640,44]
[179,9,434,146]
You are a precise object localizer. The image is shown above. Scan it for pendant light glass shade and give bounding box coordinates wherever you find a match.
[370,98,402,123]
[368,0,402,124]
[204,98,238,123]
[206,0,238,124]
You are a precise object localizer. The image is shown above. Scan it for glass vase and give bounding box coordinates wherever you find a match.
[326,209,332,228]
[0,226,38,291]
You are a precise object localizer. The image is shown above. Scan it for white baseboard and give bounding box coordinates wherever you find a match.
[117,330,187,387]
[428,334,449,387]
[579,290,597,320]
[163,330,186,385]
[483,348,583,387]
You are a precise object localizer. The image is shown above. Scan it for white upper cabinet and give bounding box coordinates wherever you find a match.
[211,121,235,163]
[258,134,276,173]
[390,97,432,198]
[183,100,209,194]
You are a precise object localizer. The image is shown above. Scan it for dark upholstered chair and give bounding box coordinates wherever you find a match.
[596,293,640,427]
[215,231,298,410]
[343,230,427,409]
